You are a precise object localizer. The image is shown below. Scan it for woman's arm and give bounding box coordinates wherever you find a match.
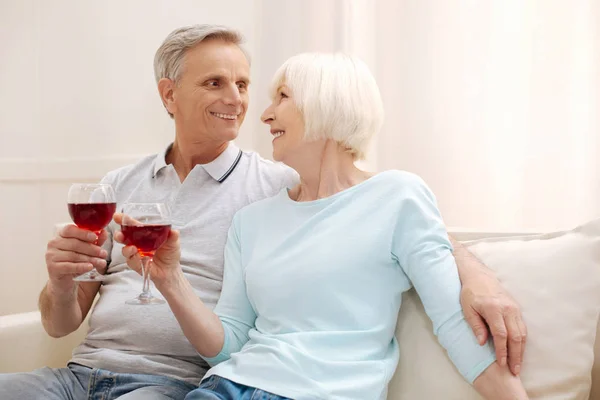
[474,362,529,399]
[391,174,528,398]
[158,263,226,358]
[115,213,256,364]
[451,236,527,376]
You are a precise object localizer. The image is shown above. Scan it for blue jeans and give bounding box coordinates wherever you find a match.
[185,375,292,400]
[0,363,196,400]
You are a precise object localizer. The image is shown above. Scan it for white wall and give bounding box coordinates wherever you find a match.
[1,0,598,315]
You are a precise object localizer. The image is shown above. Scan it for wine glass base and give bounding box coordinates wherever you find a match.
[125,296,165,306]
[73,270,106,282]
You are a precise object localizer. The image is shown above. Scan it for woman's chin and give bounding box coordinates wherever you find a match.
[272,150,284,162]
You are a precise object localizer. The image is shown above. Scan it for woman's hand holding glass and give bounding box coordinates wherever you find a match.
[113,206,183,304]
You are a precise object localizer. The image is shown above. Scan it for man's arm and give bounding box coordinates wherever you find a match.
[473,362,529,400]
[39,280,98,338]
[450,236,527,376]
[39,226,109,338]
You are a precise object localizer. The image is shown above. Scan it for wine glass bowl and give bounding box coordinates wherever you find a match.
[121,220,171,257]
[67,183,116,282]
[120,203,171,305]
[68,203,116,233]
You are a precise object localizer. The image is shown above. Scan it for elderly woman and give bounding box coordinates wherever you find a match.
[119,53,528,399]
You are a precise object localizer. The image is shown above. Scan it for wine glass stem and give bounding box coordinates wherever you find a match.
[141,256,152,296]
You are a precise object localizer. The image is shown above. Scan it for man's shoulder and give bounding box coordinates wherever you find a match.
[101,153,157,186]
[240,150,294,175]
[238,150,299,189]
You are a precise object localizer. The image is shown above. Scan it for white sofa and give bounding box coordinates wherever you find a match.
[1,227,599,399]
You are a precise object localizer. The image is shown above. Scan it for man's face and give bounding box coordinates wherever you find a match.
[169,39,250,144]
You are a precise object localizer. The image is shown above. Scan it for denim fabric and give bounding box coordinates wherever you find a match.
[0,363,196,399]
[185,375,292,400]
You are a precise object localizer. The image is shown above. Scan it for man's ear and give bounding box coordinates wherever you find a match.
[158,78,176,117]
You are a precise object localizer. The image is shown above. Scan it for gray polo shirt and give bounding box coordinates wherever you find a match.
[70,143,299,385]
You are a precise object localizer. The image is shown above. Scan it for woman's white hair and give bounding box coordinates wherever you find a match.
[269,53,384,160]
[154,24,249,117]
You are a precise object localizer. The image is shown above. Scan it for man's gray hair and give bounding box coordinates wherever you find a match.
[153,24,249,85]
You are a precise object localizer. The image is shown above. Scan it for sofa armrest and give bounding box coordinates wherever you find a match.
[0,311,87,373]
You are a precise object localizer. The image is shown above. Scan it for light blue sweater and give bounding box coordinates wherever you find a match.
[203,170,495,400]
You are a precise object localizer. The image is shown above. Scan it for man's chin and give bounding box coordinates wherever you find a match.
[216,128,239,143]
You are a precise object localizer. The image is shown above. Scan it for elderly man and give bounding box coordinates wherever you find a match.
[0,25,526,399]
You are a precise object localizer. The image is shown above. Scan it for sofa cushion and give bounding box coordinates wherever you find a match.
[388,219,600,399]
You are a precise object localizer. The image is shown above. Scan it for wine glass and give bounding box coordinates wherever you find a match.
[67,183,117,282]
[120,203,171,305]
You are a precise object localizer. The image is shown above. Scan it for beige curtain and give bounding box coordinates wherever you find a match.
[252,0,600,231]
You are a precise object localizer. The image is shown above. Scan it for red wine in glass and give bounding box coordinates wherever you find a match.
[67,183,116,282]
[121,202,171,305]
[68,203,117,233]
[121,224,171,257]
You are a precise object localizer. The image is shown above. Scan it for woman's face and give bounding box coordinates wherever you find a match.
[260,84,306,163]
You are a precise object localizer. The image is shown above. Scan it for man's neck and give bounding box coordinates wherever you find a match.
[166,137,229,183]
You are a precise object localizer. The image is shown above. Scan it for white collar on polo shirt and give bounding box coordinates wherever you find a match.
[152,142,243,183]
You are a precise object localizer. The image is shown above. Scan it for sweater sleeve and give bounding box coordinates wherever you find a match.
[391,175,496,383]
[202,214,257,367]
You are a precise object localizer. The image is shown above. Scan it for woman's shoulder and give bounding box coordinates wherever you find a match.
[235,188,287,221]
[372,169,431,194]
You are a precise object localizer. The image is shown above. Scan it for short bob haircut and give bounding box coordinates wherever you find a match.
[269,53,384,160]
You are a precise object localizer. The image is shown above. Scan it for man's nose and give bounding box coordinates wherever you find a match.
[224,84,242,107]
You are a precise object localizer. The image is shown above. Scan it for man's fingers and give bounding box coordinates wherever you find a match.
[51,262,94,276]
[505,314,523,374]
[53,238,108,259]
[507,315,527,375]
[60,224,98,242]
[518,317,527,364]
[51,250,106,267]
[96,229,110,247]
[463,307,489,345]
[488,316,509,366]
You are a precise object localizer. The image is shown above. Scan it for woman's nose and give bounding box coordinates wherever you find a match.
[261,104,274,124]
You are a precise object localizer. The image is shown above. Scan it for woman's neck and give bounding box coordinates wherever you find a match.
[287,140,372,202]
